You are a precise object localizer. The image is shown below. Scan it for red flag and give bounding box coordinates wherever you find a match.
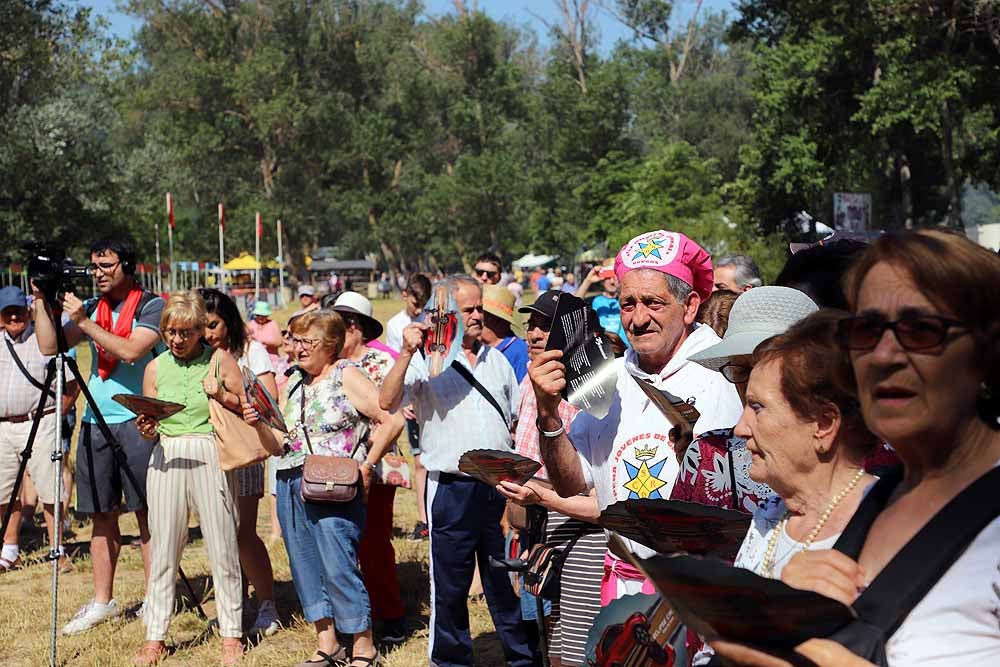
[256,211,263,237]
[218,203,225,231]
[166,192,175,229]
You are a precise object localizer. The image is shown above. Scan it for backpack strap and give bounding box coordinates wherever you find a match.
[835,465,1000,637]
[84,289,157,318]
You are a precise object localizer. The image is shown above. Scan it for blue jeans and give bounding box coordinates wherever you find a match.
[276,467,371,633]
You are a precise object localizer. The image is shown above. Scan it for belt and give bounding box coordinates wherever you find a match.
[0,407,57,424]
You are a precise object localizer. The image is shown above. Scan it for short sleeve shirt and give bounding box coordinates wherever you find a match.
[83,292,165,424]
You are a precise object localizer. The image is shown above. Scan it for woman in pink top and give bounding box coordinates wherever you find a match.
[248,301,283,365]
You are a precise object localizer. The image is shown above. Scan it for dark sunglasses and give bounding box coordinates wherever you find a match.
[719,362,751,384]
[836,314,967,351]
[475,268,499,279]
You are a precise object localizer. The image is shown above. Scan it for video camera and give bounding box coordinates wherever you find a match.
[23,243,91,305]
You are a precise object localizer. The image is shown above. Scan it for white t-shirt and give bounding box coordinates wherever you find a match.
[239,340,274,376]
[884,471,1000,665]
[569,324,743,556]
[386,309,419,354]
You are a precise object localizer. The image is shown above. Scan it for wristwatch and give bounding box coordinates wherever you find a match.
[361,460,376,471]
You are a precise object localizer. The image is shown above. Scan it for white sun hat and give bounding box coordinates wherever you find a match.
[689,286,820,371]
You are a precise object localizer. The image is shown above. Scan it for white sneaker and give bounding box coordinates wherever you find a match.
[249,599,279,637]
[61,599,121,635]
[136,599,148,623]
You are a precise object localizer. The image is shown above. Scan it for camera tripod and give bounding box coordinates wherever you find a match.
[0,310,205,667]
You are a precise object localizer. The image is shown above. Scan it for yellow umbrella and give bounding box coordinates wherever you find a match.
[224,252,260,271]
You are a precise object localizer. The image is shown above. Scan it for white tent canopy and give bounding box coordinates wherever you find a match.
[512,253,556,270]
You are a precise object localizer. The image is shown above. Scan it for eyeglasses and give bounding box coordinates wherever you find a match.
[475,268,499,279]
[89,260,121,274]
[290,336,321,350]
[165,327,197,341]
[837,314,967,351]
[719,361,751,384]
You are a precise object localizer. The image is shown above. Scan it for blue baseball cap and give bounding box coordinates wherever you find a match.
[0,286,27,312]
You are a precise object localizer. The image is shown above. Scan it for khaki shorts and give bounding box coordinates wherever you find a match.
[0,412,59,505]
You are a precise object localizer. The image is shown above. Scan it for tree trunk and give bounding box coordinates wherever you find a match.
[940,100,962,229]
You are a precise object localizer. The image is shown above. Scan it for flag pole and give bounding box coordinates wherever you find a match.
[277,218,285,307]
[218,203,226,292]
[154,221,162,294]
[166,193,175,292]
[255,211,261,303]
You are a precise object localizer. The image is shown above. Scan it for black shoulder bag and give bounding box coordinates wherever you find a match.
[826,466,1000,665]
[450,358,509,431]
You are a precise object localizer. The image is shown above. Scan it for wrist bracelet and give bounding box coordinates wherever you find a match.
[536,417,565,438]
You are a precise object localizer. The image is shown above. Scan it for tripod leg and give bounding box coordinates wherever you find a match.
[0,360,56,543]
[62,356,208,620]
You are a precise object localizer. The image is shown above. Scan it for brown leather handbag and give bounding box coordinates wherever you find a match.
[295,378,361,504]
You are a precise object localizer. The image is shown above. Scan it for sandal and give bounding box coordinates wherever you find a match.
[293,646,348,667]
[132,642,168,666]
[0,556,21,573]
[348,653,381,667]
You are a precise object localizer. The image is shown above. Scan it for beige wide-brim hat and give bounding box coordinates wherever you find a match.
[483,284,516,325]
[689,286,820,371]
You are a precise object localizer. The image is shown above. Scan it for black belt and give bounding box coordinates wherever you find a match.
[0,407,57,424]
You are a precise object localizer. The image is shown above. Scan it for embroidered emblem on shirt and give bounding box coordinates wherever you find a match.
[622,445,669,499]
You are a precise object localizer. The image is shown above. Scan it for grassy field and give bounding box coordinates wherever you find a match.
[0,296,507,666]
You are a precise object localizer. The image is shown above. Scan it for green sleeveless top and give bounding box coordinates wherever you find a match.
[155,345,214,436]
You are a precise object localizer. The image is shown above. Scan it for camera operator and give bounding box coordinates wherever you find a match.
[33,239,165,635]
[0,286,77,574]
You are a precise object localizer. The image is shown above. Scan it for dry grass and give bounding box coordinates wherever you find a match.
[0,296,506,666]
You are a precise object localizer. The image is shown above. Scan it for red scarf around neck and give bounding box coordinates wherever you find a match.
[94,287,144,380]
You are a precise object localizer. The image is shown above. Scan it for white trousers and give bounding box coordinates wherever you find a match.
[144,434,242,640]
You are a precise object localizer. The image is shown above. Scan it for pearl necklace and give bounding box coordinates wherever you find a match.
[759,468,866,578]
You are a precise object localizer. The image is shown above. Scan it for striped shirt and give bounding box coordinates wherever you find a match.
[512,374,580,481]
[0,325,55,417]
[402,344,518,474]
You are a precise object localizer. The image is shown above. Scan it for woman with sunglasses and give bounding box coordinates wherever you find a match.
[249,310,403,667]
[676,286,819,513]
[711,231,1000,666]
[132,292,245,665]
[199,288,280,638]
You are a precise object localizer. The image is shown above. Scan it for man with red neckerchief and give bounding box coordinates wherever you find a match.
[34,238,165,635]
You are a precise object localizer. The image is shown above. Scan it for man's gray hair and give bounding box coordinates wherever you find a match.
[445,273,481,299]
[716,255,763,288]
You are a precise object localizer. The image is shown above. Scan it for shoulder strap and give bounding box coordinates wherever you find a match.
[450,358,508,429]
[838,466,1000,636]
[85,289,156,319]
[4,336,56,399]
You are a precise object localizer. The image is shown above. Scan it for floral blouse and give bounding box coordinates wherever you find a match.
[277,360,366,470]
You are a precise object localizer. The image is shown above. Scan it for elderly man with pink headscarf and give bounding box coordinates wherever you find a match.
[529,230,743,603]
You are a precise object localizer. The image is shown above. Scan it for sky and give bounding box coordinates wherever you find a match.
[76,0,737,52]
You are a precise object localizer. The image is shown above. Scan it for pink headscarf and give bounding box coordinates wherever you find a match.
[614,230,714,301]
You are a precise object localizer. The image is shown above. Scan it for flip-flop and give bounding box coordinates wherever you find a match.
[293,646,349,667]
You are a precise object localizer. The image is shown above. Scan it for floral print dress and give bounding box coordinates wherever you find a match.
[277,360,366,470]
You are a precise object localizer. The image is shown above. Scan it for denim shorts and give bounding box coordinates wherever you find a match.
[275,467,371,632]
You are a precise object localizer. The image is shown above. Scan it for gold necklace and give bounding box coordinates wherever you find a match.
[759,468,866,578]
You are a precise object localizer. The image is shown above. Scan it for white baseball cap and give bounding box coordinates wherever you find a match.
[689,286,819,371]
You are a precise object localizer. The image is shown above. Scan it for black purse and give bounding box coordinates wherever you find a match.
[522,527,587,602]
[827,466,1000,665]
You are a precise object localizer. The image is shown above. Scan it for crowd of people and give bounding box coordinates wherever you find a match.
[0,228,997,667]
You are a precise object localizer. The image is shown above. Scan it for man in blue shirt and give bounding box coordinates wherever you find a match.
[576,263,628,345]
[481,285,529,383]
[34,238,164,635]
